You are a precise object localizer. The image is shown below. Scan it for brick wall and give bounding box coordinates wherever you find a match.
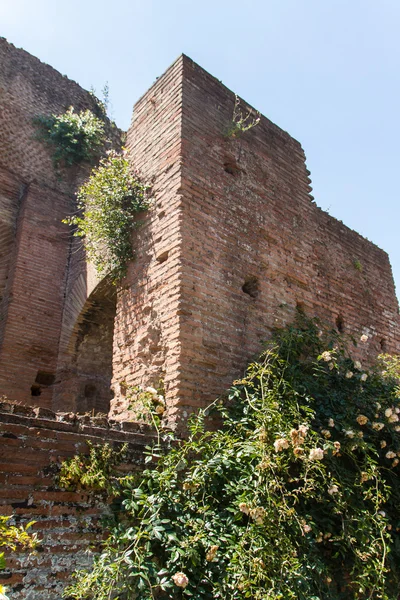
[112,55,399,429]
[0,401,155,599]
[175,56,400,419]
[0,38,119,410]
[110,56,185,419]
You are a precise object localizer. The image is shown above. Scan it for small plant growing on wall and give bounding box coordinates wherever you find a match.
[64,151,150,281]
[34,106,106,167]
[225,94,261,138]
[0,515,38,598]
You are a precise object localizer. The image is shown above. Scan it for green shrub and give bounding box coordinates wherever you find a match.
[63,317,400,599]
[34,106,105,167]
[64,152,150,281]
[59,441,128,498]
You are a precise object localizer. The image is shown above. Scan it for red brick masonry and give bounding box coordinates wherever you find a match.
[0,401,155,599]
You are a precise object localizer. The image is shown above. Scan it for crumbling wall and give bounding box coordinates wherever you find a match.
[0,401,155,599]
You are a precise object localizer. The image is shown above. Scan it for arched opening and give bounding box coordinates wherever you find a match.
[54,279,116,414]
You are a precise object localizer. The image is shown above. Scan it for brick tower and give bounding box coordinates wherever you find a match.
[110,55,400,429]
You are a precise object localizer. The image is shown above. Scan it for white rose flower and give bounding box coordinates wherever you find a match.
[385,407,393,418]
[298,424,309,436]
[274,438,289,452]
[360,373,368,382]
[320,351,332,362]
[360,334,368,343]
[356,415,368,426]
[386,451,396,459]
[328,418,335,427]
[372,422,384,431]
[388,413,399,423]
[344,429,355,438]
[309,448,324,461]
[239,502,250,515]
[354,361,362,370]
[250,507,266,524]
[346,371,353,379]
[145,386,158,396]
[328,485,339,495]
[172,572,189,588]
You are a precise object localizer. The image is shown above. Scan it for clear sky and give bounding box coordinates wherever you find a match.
[1,0,399,297]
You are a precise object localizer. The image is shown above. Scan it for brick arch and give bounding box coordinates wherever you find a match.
[53,273,116,413]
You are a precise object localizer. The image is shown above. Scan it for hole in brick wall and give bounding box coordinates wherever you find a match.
[296,300,306,313]
[224,160,241,177]
[380,338,387,351]
[336,314,345,333]
[84,384,97,399]
[31,384,41,397]
[35,371,55,386]
[158,211,166,219]
[156,250,169,264]
[242,276,259,299]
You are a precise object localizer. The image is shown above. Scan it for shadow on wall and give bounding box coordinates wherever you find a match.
[52,278,116,414]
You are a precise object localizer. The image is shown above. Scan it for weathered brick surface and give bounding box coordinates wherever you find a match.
[110,56,184,419]
[0,38,118,410]
[111,55,399,429]
[0,402,155,600]
[176,56,400,418]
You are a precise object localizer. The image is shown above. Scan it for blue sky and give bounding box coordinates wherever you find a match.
[1,0,399,297]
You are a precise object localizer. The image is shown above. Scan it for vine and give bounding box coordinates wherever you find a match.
[64,151,150,281]
[62,316,400,599]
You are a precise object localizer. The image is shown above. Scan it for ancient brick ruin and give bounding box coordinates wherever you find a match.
[0,37,399,597]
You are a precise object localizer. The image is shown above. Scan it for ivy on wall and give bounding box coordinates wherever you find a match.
[64,151,150,282]
[60,316,400,599]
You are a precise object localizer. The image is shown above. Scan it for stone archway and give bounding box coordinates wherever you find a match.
[53,279,116,414]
